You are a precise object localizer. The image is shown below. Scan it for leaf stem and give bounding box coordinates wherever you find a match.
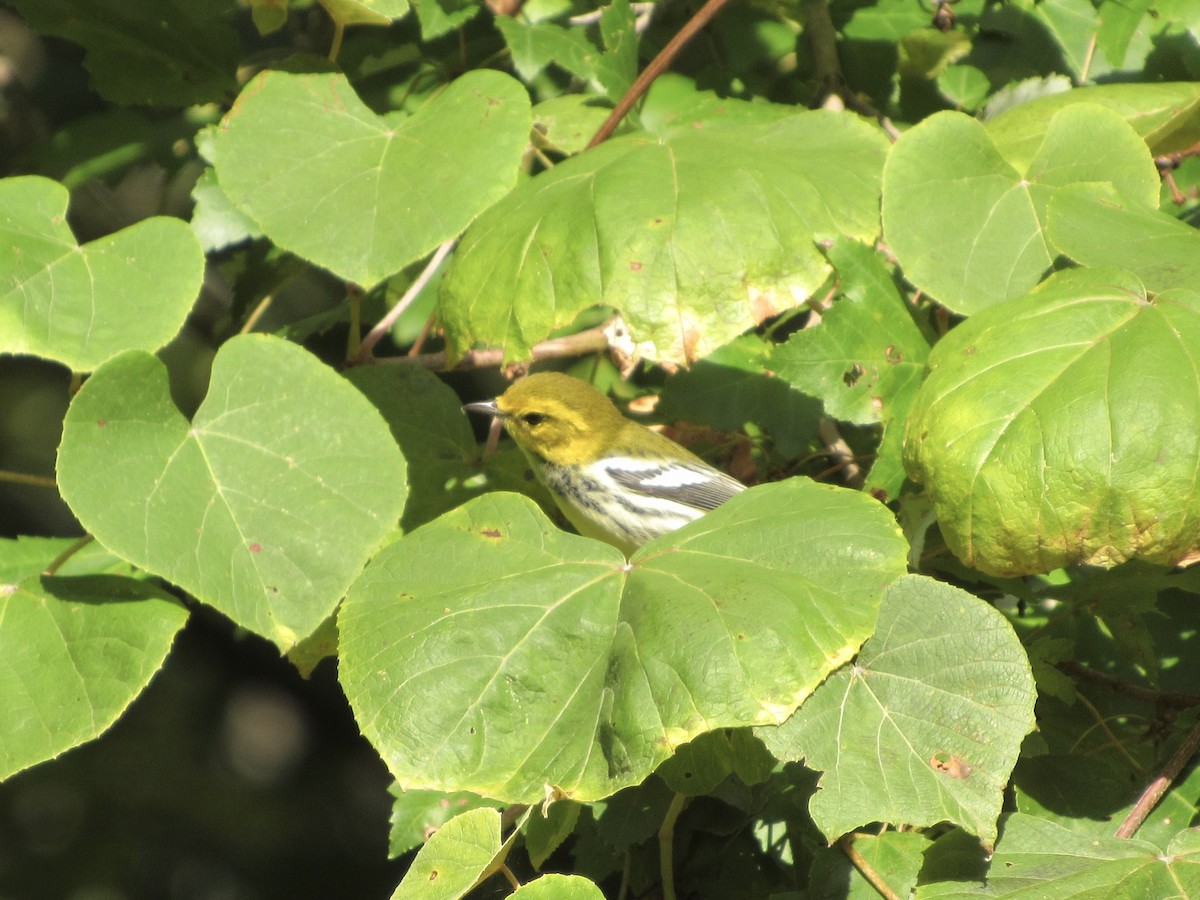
[658,792,686,900]
[586,0,735,148]
[0,469,58,489]
[377,319,613,370]
[352,238,457,365]
[1115,716,1200,839]
[1073,689,1145,774]
[43,534,95,577]
[838,833,902,900]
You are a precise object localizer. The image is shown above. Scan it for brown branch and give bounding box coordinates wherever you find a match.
[586,0,735,149]
[351,238,457,365]
[837,834,902,900]
[375,320,614,370]
[1058,661,1200,711]
[1115,717,1200,839]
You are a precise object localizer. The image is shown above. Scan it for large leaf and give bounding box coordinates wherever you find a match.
[215,69,530,287]
[760,575,1036,850]
[919,814,1200,897]
[903,267,1200,576]
[4,0,238,105]
[339,481,908,803]
[0,176,204,371]
[881,104,1158,314]
[0,538,187,782]
[440,109,889,365]
[57,335,406,649]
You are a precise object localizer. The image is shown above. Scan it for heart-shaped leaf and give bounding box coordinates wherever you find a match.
[57,334,406,649]
[440,108,889,365]
[0,176,204,371]
[215,69,530,288]
[339,481,908,803]
[760,575,1036,850]
[881,104,1158,314]
[903,267,1200,576]
[0,538,187,782]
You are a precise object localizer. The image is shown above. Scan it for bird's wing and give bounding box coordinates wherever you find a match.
[602,458,745,511]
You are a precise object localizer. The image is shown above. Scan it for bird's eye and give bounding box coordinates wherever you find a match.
[521,412,546,427]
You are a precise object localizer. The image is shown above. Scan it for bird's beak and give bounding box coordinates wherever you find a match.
[462,399,503,418]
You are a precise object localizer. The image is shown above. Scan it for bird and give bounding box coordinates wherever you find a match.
[464,372,745,555]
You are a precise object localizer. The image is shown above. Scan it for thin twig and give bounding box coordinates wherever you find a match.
[1058,661,1200,711]
[1073,690,1145,774]
[587,0,735,148]
[239,292,274,335]
[1115,717,1200,839]
[377,320,613,370]
[0,469,58,489]
[838,833,902,900]
[352,239,457,365]
[658,792,687,900]
[43,534,96,577]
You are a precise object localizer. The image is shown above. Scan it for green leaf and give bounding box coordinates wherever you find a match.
[57,335,406,649]
[409,0,480,40]
[595,0,639,103]
[985,82,1200,163]
[903,267,1200,576]
[388,786,497,858]
[0,176,204,371]
[321,0,411,27]
[771,239,931,498]
[760,575,1036,849]
[215,69,530,288]
[919,814,1200,897]
[0,538,187,781]
[495,18,601,86]
[524,800,581,868]
[4,0,238,105]
[441,109,889,365]
[339,481,908,803]
[190,167,263,253]
[532,96,613,157]
[808,831,931,900]
[938,65,992,112]
[1048,182,1200,292]
[510,874,605,898]
[389,807,501,899]
[881,105,1159,314]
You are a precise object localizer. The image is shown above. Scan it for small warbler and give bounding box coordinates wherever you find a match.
[464,372,745,555]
